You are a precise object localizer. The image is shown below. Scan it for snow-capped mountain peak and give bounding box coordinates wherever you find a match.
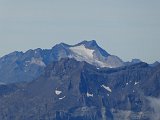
[65,40,124,68]
[69,44,109,67]
[77,40,98,47]
[0,40,124,83]
[69,44,95,59]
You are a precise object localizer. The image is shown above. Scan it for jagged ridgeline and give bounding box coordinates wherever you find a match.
[0,40,125,84]
[0,41,160,120]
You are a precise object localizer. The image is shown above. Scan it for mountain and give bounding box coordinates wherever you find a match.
[125,59,142,66]
[0,58,160,120]
[54,40,124,68]
[131,59,142,64]
[0,40,124,84]
[150,61,160,67]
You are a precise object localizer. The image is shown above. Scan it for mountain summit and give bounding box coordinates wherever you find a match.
[0,41,159,120]
[52,40,124,68]
[0,40,124,83]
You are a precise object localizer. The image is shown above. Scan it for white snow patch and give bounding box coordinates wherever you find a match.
[68,55,73,58]
[70,45,94,59]
[30,58,46,67]
[134,82,139,85]
[97,67,100,70]
[55,90,62,95]
[94,60,109,68]
[87,92,93,97]
[101,85,112,92]
[0,82,6,85]
[126,83,128,85]
[59,96,65,100]
[69,45,112,68]
[25,60,30,63]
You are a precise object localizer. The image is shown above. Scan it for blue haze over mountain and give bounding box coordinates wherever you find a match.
[0,57,160,120]
[0,1,160,63]
[0,40,125,84]
[0,41,160,119]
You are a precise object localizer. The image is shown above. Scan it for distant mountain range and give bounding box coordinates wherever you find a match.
[0,40,125,84]
[0,58,160,120]
[0,40,160,120]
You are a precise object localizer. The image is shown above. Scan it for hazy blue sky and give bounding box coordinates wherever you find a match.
[0,0,160,63]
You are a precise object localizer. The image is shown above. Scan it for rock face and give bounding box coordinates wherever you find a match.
[0,58,160,120]
[0,40,124,84]
[67,40,124,68]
